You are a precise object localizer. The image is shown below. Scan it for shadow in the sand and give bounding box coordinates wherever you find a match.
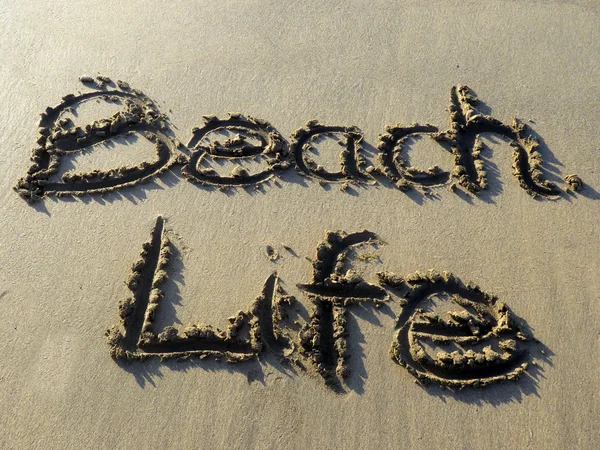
[410,313,554,406]
[46,166,180,207]
[420,343,553,406]
[115,312,310,389]
[116,350,302,389]
[341,306,385,395]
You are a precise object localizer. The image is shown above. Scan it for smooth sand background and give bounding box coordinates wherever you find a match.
[1,1,599,448]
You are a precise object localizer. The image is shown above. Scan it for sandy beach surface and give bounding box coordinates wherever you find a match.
[1,1,599,448]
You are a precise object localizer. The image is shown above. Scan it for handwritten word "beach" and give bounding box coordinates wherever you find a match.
[15,76,583,202]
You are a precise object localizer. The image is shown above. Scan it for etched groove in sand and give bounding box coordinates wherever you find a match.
[106,217,295,362]
[382,270,532,388]
[290,122,369,185]
[432,85,560,197]
[377,123,450,190]
[15,76,180,202]
[181,114,290,187]
[298,230,388,387]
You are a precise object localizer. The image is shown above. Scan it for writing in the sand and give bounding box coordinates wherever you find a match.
[15,76,583,203]
[107,217,537,391]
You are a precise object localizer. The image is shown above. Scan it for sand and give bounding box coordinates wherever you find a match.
[1,0,599,448]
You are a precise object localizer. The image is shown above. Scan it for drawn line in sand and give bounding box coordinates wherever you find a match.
[381,270,533,388]
[15,76,181,202]
[377,123,449,191]
[15,77,584,202]
[297,230,389,388]
[431,85,560,197]
[290,122,369,187]
[181,113,290,188]
[107,222,542,392]
[106,216,295,362]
